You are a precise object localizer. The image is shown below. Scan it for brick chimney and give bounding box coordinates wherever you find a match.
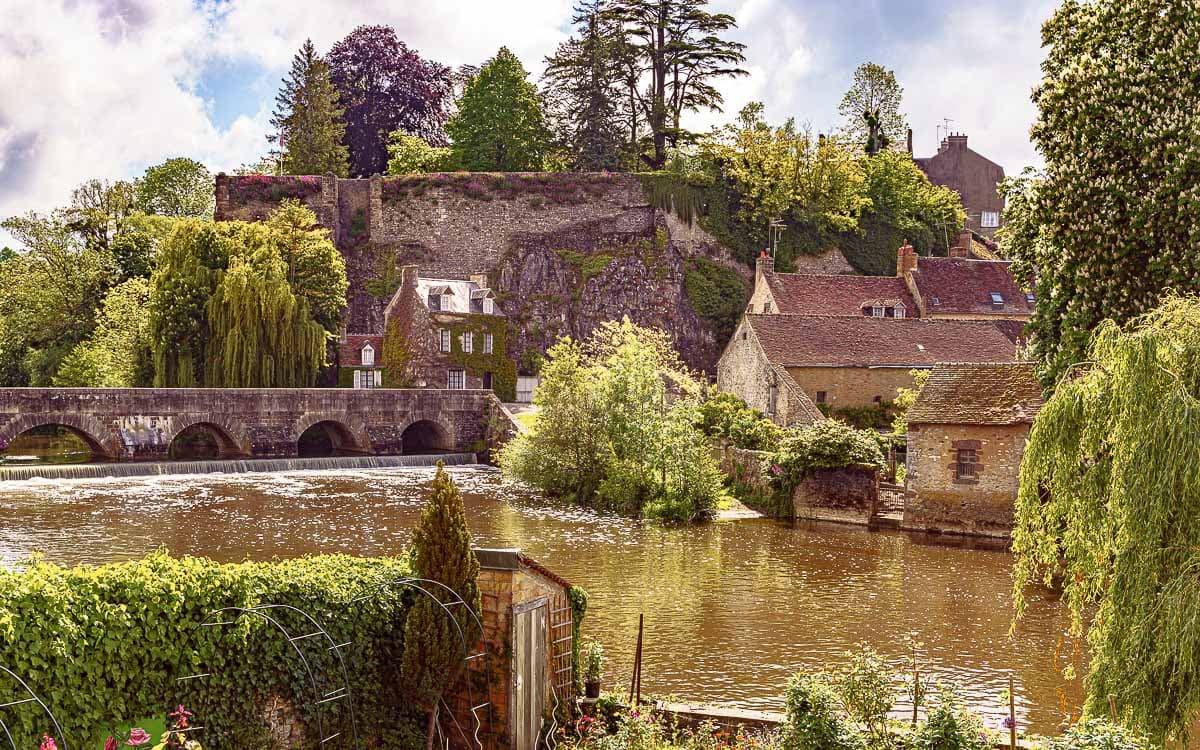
[949,229,973,258]
[469,273,489,288]
[755,250,774,288]
[384,264,421,323]
[896,242,918,277]
[906,128,913,155]
[946,133,968,151]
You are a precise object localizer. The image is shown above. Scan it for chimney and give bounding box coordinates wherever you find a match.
[470,273,489,288]
[906,128,913,155]
[385,264,420,324]
[948,229,974,258]
[946,133,968,151]
[756,250,774,288]
[896,242,918,277]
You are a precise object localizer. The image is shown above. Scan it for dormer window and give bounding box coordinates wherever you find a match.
[894,303,906,319]
[428,293,441,311]
[360,343,375,367]
[930,296,940,306]
[872,305,885,318]
[990,293,1004,306]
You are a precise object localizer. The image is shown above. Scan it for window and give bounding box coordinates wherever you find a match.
[768,384,778,415]
[360,343,375,367]
[483,298,494,314]
[873,395,883,404]
[448,369,466,389]
[439,329,451,352]
[955,448,979,480]
[763,301,773,314]
[894,304,906,319]
[483,333,494,354]
[1025,292,1035,304]
[930,296,940,306]
[462,332,473,353]
[990,292,1004,306]
[428,293,441,311]
[815,391,827,404]
[353,370,379,389]
[981,211,999,228]
[871,305,885,317]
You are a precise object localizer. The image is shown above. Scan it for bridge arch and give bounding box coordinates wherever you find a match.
[292,413,370,458]
[166,420,249,460]
[0,413,115,461]
[398,415,456,455]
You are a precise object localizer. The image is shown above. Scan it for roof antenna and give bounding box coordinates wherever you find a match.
[936,118,954,146]
[769,219,786,258]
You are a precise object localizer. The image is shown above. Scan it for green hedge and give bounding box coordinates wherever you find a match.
[0,552,415,750]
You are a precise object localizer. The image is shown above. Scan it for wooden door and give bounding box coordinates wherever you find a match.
[513,598,548,750]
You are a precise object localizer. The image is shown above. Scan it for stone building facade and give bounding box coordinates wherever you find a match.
[716,313,1019,421]
[912,132,1006,237]
[903,362,1044,538]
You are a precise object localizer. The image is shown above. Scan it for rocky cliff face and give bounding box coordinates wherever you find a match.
[216,172,749,374]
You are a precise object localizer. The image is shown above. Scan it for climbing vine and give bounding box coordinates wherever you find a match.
[1012,294,1200,744]
[441,316,518,401]
[381,316,415,388]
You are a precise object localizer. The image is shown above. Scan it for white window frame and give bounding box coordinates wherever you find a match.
[448,369,466,389]
[483,298,494,315]
[439,329,451,353]
[872,305,885,318]
[462,332,473,353]
[483,333,494,354]
[981,211,999,228]
[361,343,375,367]
[894,303,906,319]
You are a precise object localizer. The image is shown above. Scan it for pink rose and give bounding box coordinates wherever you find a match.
[126,729,150,746]
[104,737,117,750]
[40,735,57,750]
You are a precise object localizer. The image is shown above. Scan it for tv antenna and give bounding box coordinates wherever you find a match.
[936,118,954,145]
[769,219,786,258]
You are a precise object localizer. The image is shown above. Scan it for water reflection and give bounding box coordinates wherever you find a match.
[0,465,1082,734]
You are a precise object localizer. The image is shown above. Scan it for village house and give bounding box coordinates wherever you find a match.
[339,266,518,399]
[716,314,1020,425]
[911,131,1006,237]
[749,240,1033,329]
[902,361,1044,538]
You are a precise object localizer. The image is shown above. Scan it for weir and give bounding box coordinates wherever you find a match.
[0,452,478,482]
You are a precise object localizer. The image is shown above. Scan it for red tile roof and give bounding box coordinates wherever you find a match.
[910,258,1033,316]
[765,272,918,317]
[906,362,1044,425]
[745,314,1019,368]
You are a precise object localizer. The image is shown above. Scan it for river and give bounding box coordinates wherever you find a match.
[0,464,1081,735]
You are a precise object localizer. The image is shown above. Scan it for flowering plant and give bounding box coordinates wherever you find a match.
[150,705,201,750]
[103,726,151,750]
[39,734,57,750]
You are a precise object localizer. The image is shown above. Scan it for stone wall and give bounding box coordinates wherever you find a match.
[214,174,339,228]
[792,466,879,524]
[785,365,919,410]
[716,319,821,426]
[903,421,1028,538]
[0,388,517,461]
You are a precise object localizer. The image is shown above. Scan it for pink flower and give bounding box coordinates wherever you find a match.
[126,729,150,746]
[104,737,117,750]
[40,734,57,750]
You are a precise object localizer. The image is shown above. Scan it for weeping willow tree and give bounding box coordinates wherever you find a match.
[148,203,345,387]
[1012,293,1200,744]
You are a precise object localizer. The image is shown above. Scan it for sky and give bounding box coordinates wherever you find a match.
[0,0,1057,247]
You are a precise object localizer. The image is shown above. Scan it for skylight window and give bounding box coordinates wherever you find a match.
[930,297,940,306]
[990,293,1004,305]
[1025,292,1035,304]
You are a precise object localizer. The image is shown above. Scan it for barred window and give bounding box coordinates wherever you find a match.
[955,448,978,480]
[448,369,466,389]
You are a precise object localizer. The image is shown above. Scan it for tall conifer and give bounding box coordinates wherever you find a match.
[270,40,350,177]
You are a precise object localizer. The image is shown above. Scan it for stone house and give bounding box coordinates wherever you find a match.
[903,362,1044,538]
[339,266,518,400]
[749,242,1032,329]
[716,314,1020,423]
[911,132,1006,237]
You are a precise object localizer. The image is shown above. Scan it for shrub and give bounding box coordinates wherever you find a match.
[696,391,782,451]
[1046,720,1155,750]
[910,689,991,750]
[764,420,884,494]
[683,258,749,342]
[0,552,413,750]
[783,674,865,750]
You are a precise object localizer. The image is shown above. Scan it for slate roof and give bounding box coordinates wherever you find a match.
[744,314,1019,368]
[765,272,918,316]
[910,258,1033,316]
[906,362,1044,425]
[416,277,503,316]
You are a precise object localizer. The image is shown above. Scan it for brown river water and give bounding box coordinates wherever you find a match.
[0,464,1082,735]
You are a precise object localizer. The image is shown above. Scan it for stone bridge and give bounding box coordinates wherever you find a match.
[0,388,518,461]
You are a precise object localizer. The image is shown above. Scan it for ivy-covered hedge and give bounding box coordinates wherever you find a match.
[0,552,415,750]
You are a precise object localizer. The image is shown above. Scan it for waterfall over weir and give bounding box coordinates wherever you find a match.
[0,453,479,482]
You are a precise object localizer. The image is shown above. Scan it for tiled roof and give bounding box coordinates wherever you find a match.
[765,272,918,316]
[745,314,1019,368]
[910,258,1032,316]
[906,362,1044,425]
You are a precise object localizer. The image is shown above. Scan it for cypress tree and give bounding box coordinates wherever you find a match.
[271,40,350,177]
[401,464,481,750]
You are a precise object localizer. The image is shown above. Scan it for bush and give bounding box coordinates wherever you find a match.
[764,420,884,494]
[1046,720,1155,750]
[783,674,865,750]
[0,552,413,750]
[696,392,782,452]
[910,689,991,750]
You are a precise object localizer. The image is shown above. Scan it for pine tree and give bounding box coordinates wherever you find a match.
[401,464,481,750]
[270,40,350,177]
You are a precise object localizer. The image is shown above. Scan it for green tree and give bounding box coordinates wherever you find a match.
[62,179,138,255]
[270,39,350,177]
[606,0,747,169]
[148,202,345,387]
[447,48,550,171]
[838,63,907,152]
[385,132,453,174]
[136,157,214,219]
[1005,0,1200,387]
[54,278,153,387]
[542,0,628,171]
[1012,294,1200,743]
[401,464,481,750]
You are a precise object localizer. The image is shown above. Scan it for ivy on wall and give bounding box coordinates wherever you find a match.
[683,258,749,342]
[441,315,518,401]
[0,552,415,750]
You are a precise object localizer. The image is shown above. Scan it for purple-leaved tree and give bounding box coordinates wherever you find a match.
[327,26,453,177]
